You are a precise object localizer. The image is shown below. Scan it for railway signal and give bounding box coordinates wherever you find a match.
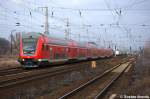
[91,61,96,69]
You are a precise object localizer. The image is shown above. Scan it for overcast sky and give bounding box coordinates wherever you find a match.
[0,0,150,51]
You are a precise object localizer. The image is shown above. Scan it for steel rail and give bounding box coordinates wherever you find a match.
[94,62,132,99]
[0,57,130,90]
[0,67,25,76]
[0,63,87,89]
[58,59,132,99]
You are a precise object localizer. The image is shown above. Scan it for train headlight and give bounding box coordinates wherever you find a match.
[30,51,34,54]
[22,59,25,61]
[38,59,42,61]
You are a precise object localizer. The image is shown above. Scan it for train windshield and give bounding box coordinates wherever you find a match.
[22,37,37,55]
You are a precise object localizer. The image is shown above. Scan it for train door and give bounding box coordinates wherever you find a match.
[72,48,77,59]
[49,47,53,61]
[67,47,71,59]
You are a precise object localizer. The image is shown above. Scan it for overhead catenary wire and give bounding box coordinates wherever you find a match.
[1,0,149,29]
[0,0,149,50]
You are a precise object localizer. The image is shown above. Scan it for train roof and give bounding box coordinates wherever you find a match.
[21,32,43,40]
[20,32,98,48]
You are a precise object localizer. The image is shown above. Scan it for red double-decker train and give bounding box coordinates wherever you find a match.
[18,32,113,68]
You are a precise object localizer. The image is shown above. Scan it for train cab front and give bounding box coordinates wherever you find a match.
[19,56,38,68]
[18,33,40,68]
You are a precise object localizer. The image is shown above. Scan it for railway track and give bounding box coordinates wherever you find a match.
[0,56,126,77]
[0,58,107,77]
[0,57,130,90]
[0,60,101,89]
[59,58,134,99]
[0,67,26,76]
[0,59,94,77]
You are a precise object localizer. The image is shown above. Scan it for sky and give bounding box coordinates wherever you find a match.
[0,0,150,52]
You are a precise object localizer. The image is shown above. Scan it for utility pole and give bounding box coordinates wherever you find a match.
[45,7,49,34]
[10,33,13,55]
[10,30,16,55]
[130,46,132,54]
[78,34,80,42]
[115,45,117,50]
[103,40,106,48]
[38,7,49,34]
[84,25,91,42]
[65,29,68,40]
[86,28,89,42]
[65,18,70,40]
[98,33,101,46]
[108,41,111,48]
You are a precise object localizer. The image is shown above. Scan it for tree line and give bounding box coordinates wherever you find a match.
[0,37,10,55]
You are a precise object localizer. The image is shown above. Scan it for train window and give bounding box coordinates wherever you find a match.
[54,52,66,59]
[42,44,44,50]
[55,53,58,59]
[66,48,69,52]
[68,48,71,52]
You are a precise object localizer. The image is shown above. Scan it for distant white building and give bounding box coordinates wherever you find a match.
[115,50,120,56]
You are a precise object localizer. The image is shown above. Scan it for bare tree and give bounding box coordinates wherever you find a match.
[0,37,10,55]
[10,33,20,55]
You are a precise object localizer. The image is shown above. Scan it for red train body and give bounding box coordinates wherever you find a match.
[18,32,113,68]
